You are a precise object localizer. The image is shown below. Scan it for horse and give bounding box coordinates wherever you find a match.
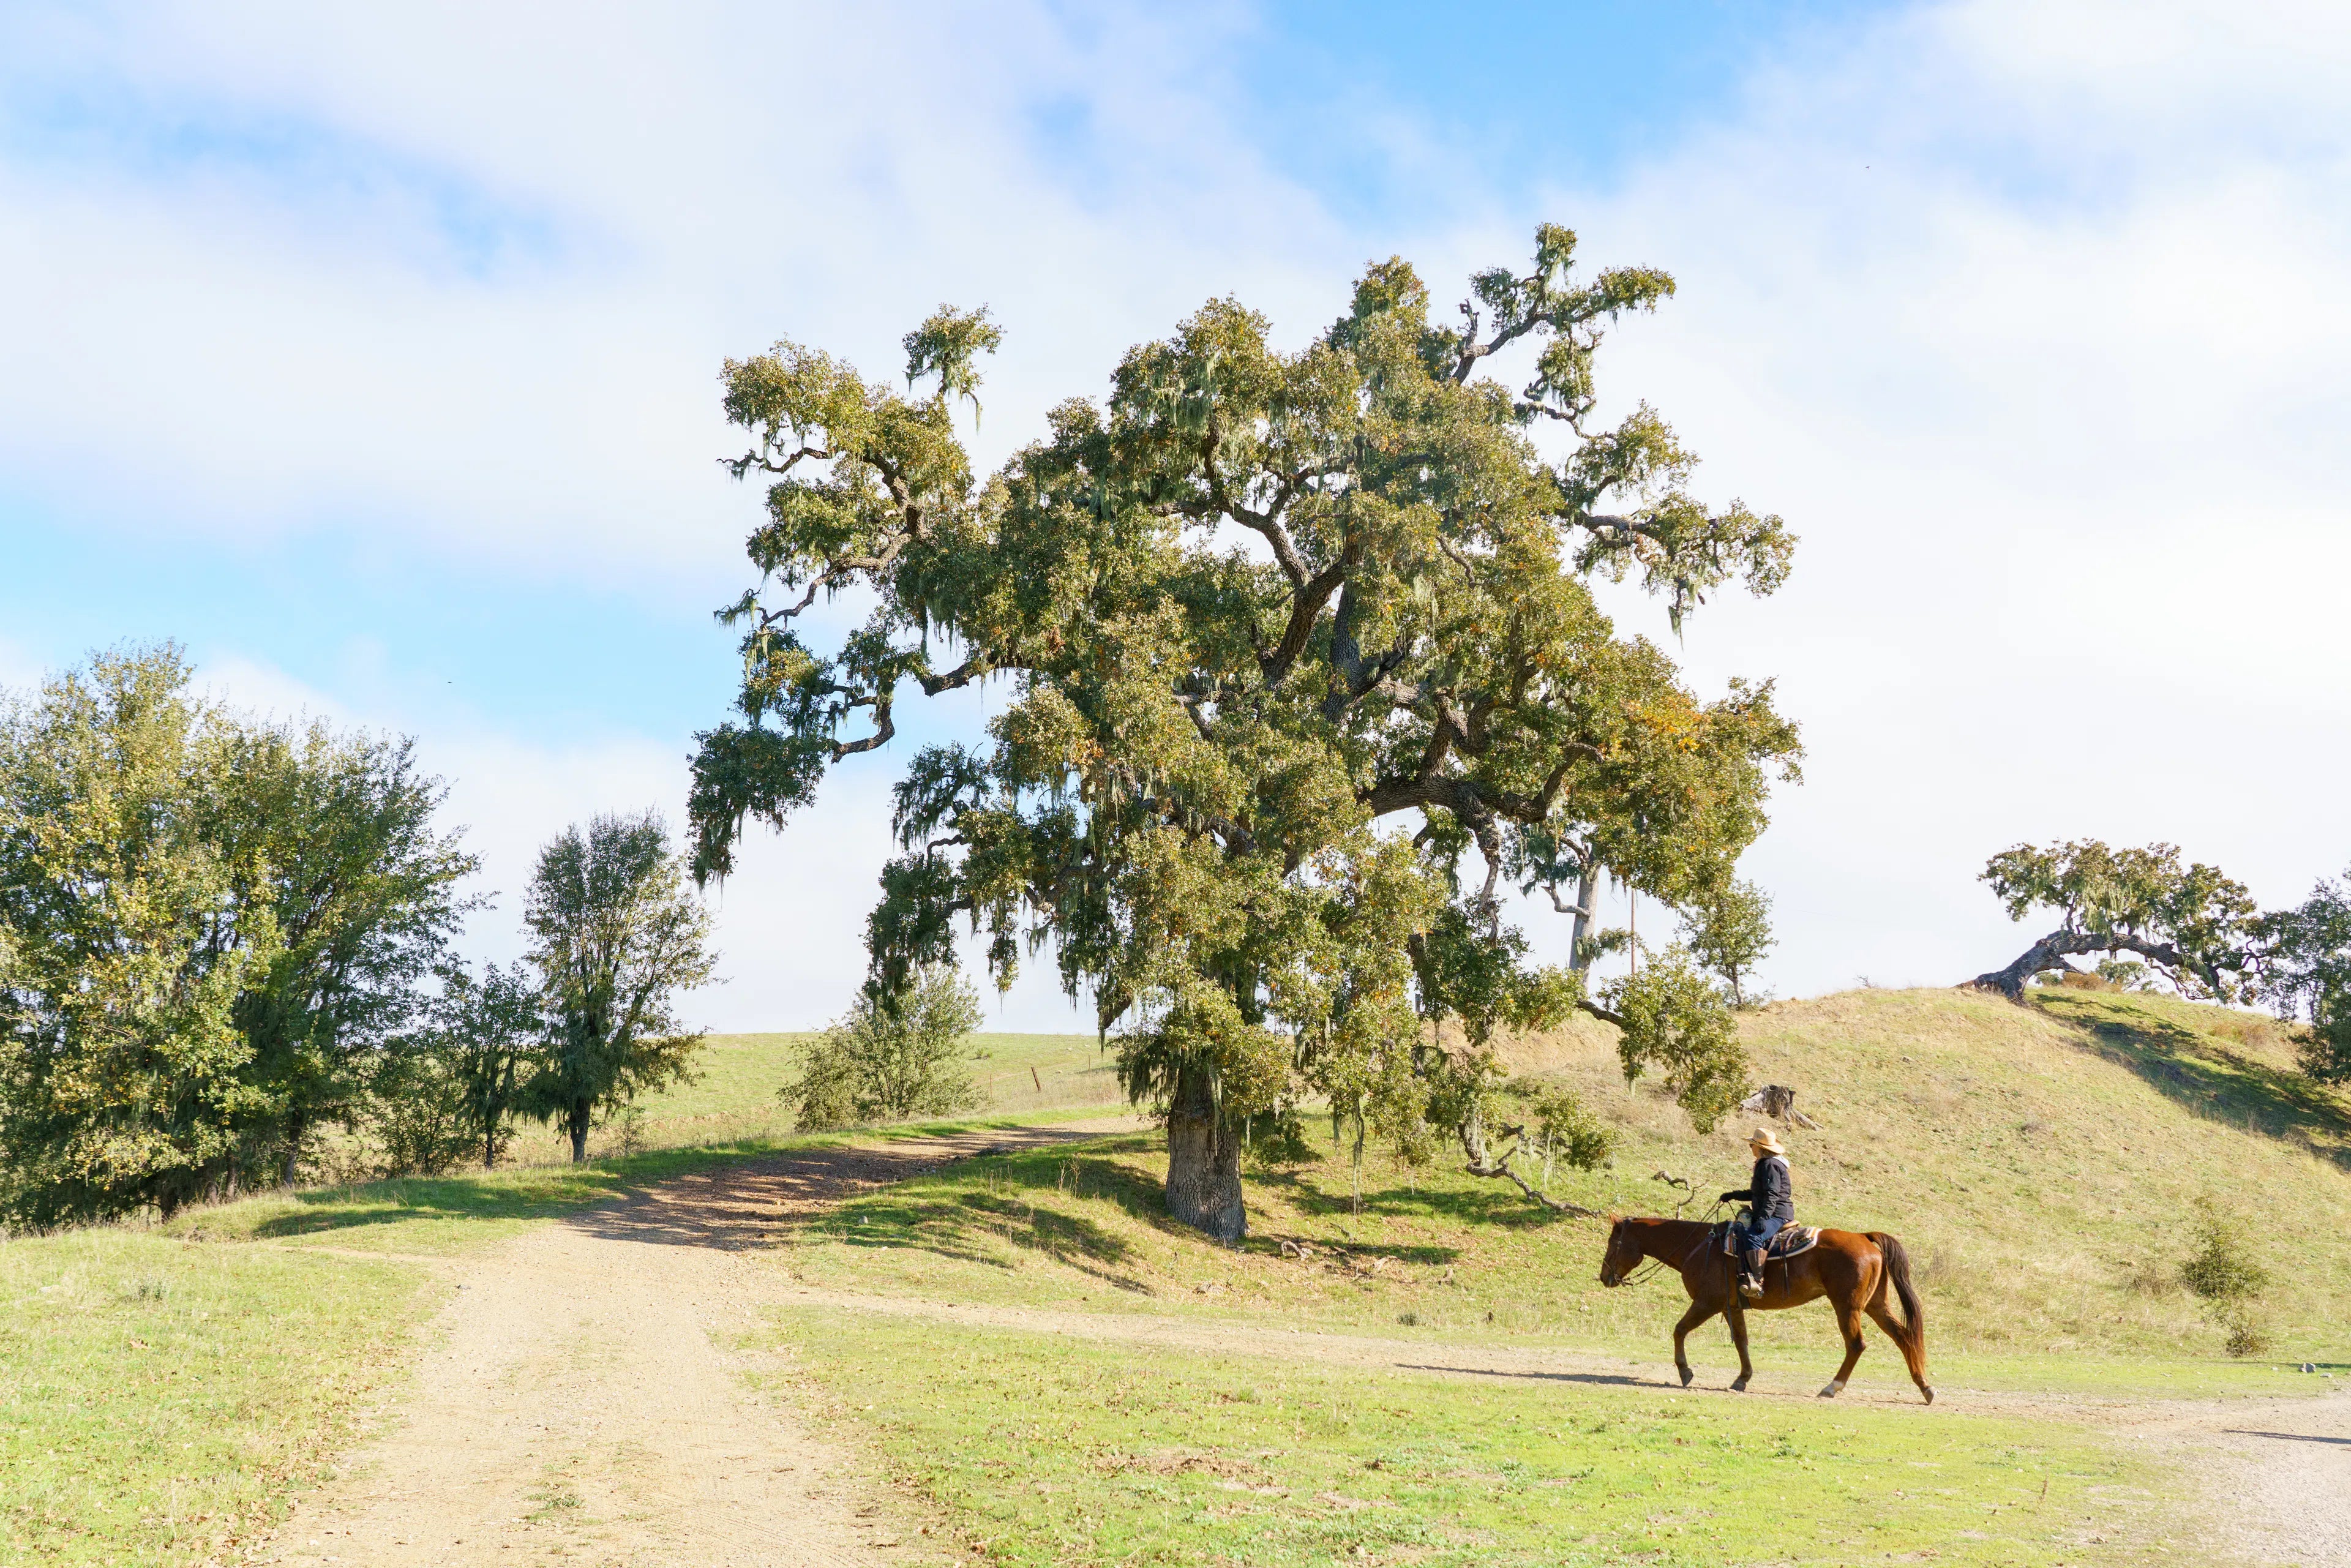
[1598,1216,1934,1403]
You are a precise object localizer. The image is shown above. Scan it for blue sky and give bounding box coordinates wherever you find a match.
[3,1,2345,1030]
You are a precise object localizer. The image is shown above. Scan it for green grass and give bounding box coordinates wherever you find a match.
[15,988,2347,1564]
[493,1029,1111,1165]
[770,988,2351,1393]
[2,1105,1089,1564]
[0,1227,429,1566]
[166,1136,839,1253]
[759,1305,2177,1567]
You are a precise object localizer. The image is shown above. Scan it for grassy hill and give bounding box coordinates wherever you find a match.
[10,986,2350,1566]
[495,1028,1119,1165]
[775,985,2351,1379]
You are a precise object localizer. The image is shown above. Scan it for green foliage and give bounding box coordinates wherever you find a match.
[1981,839,2256,1000]
[363,1035,475,1177]
[0,645,474,1223]
[212,713,479,1179]
[1602,947,1749,1133]
[520,812,716,1162]
[369,960,542,1173]
[2180,1198,2272,1357]
[1678,876,1774,1007]
[2254,868,2351,1084]
[0,647,276,1224]
[691,225,1798,1229]
[782,962,984,1131]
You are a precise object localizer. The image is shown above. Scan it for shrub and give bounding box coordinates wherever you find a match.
[782,964,983,1131]
[2180,1198,2272,1357]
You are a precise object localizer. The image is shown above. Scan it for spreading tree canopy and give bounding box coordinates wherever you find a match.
[689,227,1800,1238]
[0,645,476,1223]
[2252,869,2351,1084]
[1970,839,2257,1002]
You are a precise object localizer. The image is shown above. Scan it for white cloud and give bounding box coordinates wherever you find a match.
[9,0,2345,1024]
[1501,0,2351,991]
[0,0,1346,586]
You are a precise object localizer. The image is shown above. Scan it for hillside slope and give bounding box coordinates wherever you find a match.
[1513,985,2351,1356]
[779,986,2351,1375]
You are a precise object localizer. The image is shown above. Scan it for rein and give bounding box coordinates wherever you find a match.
[1614,1172,1727,1288]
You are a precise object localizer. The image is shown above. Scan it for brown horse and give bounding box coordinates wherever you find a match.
[1598,1217,1933,1403]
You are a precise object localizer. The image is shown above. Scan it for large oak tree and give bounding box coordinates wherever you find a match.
[690,227,1799,1237]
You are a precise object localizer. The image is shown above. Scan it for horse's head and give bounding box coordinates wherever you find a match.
[1598,1215,1637,1287]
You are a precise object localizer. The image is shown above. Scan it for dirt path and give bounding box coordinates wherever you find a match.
[256,1123,1130,1567]
[260,1123,2350,1566]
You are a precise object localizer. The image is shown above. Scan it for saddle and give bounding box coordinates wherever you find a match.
[1716,1221,1818,1261]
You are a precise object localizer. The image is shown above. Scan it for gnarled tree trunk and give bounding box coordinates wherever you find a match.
[1970,929,2194,1001]
[1164,1062,1244,1241]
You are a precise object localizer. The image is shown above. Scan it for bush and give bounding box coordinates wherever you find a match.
[365,1045,476,1176]
[2180,1198,2272,1357]
[782,964,983,1131]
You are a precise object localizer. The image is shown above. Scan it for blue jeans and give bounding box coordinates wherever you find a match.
[1737,1215,1786,1258]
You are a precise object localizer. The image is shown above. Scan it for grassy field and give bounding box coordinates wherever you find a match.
[0,1226,426,1566]
[9,988,2349,1564]
[757,1307,2175,1567]
[772,988,2351,1387]
[495,1029,1115,1165]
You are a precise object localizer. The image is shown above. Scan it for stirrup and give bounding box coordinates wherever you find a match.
[1738,1274,1764,1301]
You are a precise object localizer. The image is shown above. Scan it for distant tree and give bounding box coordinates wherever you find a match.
[781,962,983,1131]
[211,718,478,1183]
[367,961,542,1175]
[2254,869,2351,1084]
[0,647,278,1223]
[688,225,1797,1238]
[1969,839,2256,1002]
[364,1035,473,1176]
[1678,877,1774,1008]
[522,812,715,1163]
[0,645,481,1215]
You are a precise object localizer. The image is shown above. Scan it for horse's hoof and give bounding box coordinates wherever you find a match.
[1678,1365,1694,1387]
[1730,1376,1750,1394]
[1818,1379,1845,1399]
[1922,1386,1935,1406]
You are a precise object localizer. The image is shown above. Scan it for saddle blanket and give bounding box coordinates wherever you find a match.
[1717,1222,1819,1261]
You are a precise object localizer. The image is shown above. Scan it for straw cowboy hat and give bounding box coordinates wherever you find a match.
[1747,1127,1787,1155]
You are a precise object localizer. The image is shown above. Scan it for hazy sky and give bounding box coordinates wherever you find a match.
[3,1,2344,1030]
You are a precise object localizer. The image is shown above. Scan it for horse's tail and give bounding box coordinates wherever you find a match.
[1870,1231,1924,1342]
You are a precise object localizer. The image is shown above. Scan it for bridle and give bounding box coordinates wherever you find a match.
[1602,1172,1728,1290]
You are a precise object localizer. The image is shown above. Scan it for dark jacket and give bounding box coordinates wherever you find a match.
[1720,1154,1794,1222]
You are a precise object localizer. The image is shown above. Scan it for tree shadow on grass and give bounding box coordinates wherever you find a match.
[2034,993,2351,1171]
[1268,1169,1567,1237]
[230,1147,800,1241]
[803,1144,1164,1293]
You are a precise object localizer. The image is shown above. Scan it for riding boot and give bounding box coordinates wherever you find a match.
[1740,1247,1766,1301]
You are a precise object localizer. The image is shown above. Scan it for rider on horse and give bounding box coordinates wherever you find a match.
[1720,1127,1794,1300]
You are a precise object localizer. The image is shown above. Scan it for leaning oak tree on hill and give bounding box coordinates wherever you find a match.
[689,225,1799,1238]
[1968,839,2257,1002]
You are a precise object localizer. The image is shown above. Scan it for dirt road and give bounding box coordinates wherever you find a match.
[258,1127,2351,1567]
[257,1126,1123,1567]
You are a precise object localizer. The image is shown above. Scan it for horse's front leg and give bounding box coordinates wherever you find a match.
[1671,1296,1719,1388]
[1726,1305,1754,1392]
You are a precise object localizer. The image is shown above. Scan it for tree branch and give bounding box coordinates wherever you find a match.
[1967,928,2209,1002]
[1577,997,1628,1029]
